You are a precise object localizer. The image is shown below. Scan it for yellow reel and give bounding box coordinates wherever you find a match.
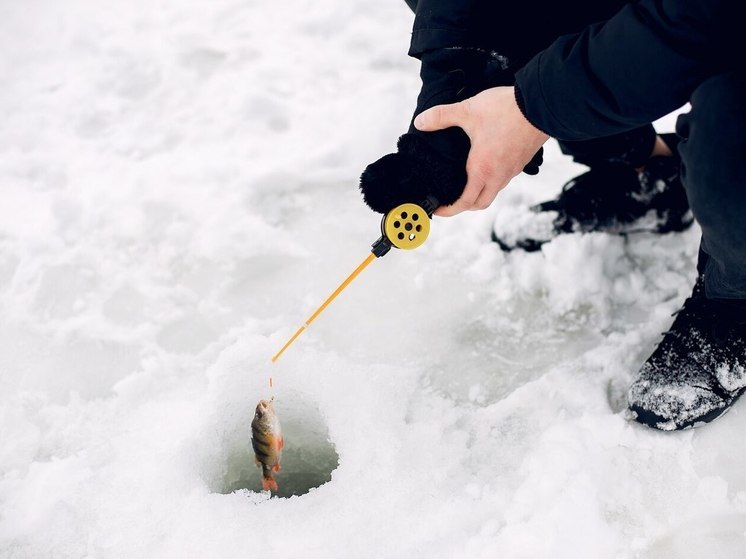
[272,197,439,363]
[382,202,430,250]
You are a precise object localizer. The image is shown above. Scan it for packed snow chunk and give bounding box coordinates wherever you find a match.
[492,203,558,249]
[693,407,746,494]
[646,512,746,559]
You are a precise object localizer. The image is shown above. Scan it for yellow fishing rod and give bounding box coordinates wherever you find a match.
[271,196,439,365]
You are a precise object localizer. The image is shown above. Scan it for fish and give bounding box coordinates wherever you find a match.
[251,397,284,492]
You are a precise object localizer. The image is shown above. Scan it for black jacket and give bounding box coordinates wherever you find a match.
[516,0,739,140]
[409,0,740,141]
[410,0,626,68]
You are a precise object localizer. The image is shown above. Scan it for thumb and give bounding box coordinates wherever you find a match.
[414,101,470,132]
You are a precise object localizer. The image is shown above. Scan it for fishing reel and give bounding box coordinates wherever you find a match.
[272,195,441,363]
[371,196,439,257]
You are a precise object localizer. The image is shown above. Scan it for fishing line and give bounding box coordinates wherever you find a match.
[268,197,438,386]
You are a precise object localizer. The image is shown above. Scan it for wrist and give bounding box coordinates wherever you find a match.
[513,84,552,140]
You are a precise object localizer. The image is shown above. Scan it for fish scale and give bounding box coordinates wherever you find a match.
[251,397,284,492]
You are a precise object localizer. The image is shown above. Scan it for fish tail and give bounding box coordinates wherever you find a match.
[262,476,278,492]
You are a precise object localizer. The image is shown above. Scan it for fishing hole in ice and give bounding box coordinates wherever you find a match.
[201,389,339,498]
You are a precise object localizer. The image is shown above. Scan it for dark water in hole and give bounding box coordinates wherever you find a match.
[215,394,339,498]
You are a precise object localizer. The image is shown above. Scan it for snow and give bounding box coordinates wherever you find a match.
[1,1,746,558]
[492,202,558,248]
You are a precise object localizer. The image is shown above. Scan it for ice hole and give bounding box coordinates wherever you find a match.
[209,392,339,498]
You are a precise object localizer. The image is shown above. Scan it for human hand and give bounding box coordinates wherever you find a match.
[359,50,543,216]
[414,86,549,217]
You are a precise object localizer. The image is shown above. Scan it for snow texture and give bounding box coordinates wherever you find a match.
[492,203,557,246]
[2,1,746,558]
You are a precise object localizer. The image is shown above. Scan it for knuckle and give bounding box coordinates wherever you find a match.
[473,159,495,180]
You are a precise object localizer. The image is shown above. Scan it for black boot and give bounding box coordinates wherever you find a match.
[627,278,746,430]
[492,134,693,252]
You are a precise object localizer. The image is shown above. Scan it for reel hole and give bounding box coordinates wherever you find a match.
[401,211,408,219]
[412,214,419,221]
[416,225,422,232]
[393,221,401,229]
[397,232,405,240]
[405,223,413,231]
[408,234,415,241]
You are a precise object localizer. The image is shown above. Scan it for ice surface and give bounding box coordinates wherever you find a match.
[1,1,745,558]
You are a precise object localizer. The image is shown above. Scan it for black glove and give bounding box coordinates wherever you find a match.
[360,48,543,214]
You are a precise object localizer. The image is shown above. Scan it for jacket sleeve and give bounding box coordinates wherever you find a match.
[514,0,735,141]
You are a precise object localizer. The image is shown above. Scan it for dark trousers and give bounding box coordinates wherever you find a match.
[679,72,746,299]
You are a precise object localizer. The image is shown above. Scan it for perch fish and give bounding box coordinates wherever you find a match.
[251,398,283,492]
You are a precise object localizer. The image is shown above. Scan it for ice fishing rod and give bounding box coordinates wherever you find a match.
[271,195,439,365]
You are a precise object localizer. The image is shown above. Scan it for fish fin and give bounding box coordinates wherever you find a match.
[273,461,281,473]
[278,436,284,451]
[254,457,261,467]
[262,477,278,492]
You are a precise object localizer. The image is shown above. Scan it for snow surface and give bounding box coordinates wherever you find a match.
[2,1,746,558]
